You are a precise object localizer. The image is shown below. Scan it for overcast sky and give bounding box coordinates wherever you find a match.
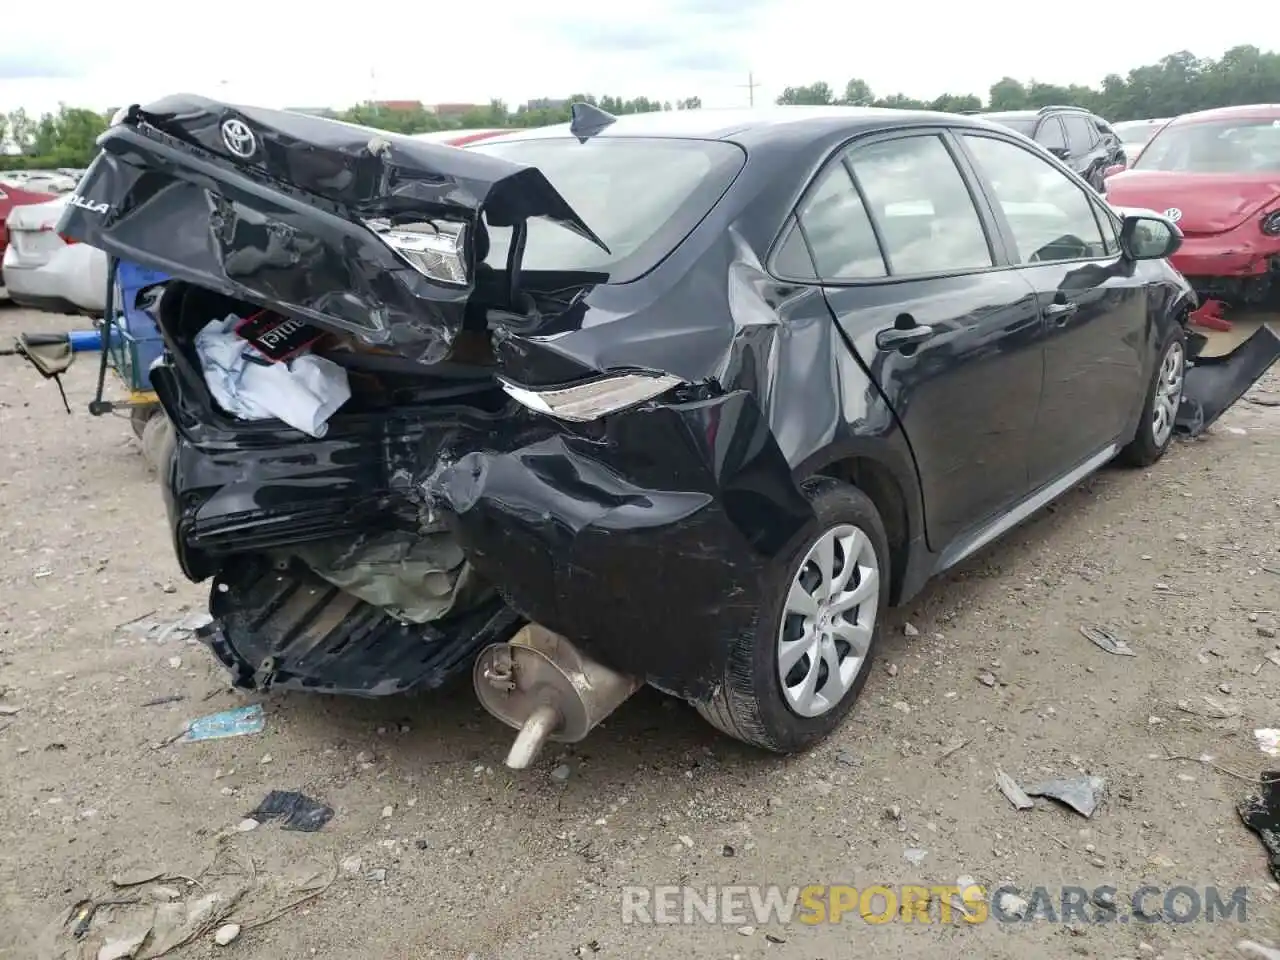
[0,0,1270,116]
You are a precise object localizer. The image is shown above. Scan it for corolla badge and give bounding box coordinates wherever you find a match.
[221,118,257,159]
[67,193,109,215]
[1164,207,1183,222]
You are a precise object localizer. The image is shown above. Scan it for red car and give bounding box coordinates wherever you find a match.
[1104,104,1280,307]
[0,182,55,289]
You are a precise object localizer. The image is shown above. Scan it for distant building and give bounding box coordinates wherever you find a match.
[375,100,425,112]
[524,98,568,112]
[428,103,486,118]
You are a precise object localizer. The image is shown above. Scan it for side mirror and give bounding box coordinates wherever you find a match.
[1120,213,1182,261]
[1103,163,1126,179]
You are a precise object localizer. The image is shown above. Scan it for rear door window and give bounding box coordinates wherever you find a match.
[1036,117,1067,152]
[1062,114,1097,151]
[846,135,994,275]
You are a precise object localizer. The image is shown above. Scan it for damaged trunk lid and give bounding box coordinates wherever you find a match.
[57,94,606,364]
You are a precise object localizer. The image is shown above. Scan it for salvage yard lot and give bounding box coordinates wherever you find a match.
[1,306,1277,959]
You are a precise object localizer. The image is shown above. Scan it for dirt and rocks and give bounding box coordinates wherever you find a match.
[1,306,1278,960]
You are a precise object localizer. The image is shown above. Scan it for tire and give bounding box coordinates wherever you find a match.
[695,476,891,753]
[1117,326,1187,468]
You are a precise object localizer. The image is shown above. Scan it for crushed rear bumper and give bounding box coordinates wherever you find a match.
[160,368,813,701]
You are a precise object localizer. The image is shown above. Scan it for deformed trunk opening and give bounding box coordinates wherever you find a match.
[158,280,510,627]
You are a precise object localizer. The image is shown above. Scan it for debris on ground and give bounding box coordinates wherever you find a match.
[97,928,149,960]
[1256,730,1280,757]
[1238,772,1280,882]
[118,611,214,645]
[110,869,165,889]
[69,898,141,939]
[977,671,997,687]
[903,623,920,637]
[1080,625,1137,657]
[180,704,265,743]
[937,737,970,763]
[903,847,928,865]
[1023,776,1106,818]
[246,791,334,832]
[0,703,20,716]
[996,768,1034,811]
[140,695,185,708]
[1238,941,1280,960]
[1178,696,1242,720]
[213,923,241,946]
[996,890,1029,919]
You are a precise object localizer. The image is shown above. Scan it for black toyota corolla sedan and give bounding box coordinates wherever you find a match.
[59,97,1277,766]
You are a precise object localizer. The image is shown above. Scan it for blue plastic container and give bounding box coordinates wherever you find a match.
[111,261,170,392]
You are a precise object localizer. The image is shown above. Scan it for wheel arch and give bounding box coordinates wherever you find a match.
[795,444,924,605]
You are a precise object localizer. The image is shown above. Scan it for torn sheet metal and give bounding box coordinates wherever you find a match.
[1176,325,1280,437]
[58,96,604,365]
[1238,774,1280,882]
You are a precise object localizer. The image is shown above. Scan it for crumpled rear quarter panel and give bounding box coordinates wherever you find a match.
[429,390,815,699]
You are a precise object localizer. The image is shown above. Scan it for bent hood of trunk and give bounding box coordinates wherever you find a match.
[56,94,605,364]
[1104,169,1280,235]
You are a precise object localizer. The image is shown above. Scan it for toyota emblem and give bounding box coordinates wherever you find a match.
[221,118,257,159]
[1164,207,1182,222]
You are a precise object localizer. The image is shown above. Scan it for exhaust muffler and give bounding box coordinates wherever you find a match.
[473,624,641,770]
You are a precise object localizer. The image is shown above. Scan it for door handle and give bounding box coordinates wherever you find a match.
[876,323,937,352]
[1044,301,1078,324]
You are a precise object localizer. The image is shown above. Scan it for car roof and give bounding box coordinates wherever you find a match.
[1169,103,1280,125]
[470,105,1024,147]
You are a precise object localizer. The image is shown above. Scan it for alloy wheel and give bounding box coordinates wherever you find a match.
[777,523,880,718]
[1152,340,1185,448]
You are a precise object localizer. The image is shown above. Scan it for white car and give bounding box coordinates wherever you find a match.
[2,195,108,316]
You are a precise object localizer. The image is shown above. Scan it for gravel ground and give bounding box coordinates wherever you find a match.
[1,305,1278,960]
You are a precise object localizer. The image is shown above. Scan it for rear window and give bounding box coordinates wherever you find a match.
[1133,118,1280,173]
[469,137,745,280]
[986,115,1038,136]
[1115,122,1157,148]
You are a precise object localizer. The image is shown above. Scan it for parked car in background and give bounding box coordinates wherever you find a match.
[980,105,1126,190]
[1113,118,1170,157]
[0,181,55,292]
[1104,103,1280,306]
[411,128,510,146]
[2,195,108,315]
[61,96,1260,763]
[1,170,77,194]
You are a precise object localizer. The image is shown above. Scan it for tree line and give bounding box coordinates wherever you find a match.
[2,45,1278,172]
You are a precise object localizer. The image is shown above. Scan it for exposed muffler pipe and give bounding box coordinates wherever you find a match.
[473,624,642,770]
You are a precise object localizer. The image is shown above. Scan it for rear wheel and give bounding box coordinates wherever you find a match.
[695,476,890,753]
[1117,327,1186,468]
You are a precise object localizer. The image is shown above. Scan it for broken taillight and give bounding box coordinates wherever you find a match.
[364,220,468,286]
